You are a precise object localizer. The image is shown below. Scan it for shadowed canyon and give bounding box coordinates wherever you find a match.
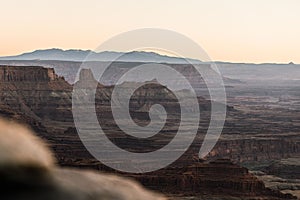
[0,60,299,199]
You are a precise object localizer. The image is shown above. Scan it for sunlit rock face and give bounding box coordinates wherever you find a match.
[0,118,166,200]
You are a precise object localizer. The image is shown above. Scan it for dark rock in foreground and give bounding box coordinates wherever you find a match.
[0,118,165,200]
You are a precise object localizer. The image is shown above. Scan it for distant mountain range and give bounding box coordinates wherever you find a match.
[0,48,201,64]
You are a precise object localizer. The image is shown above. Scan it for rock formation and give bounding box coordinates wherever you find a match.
[0,65,72,124]
[0,65,299,199]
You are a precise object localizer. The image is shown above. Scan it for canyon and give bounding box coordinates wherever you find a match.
[0,64,299,199]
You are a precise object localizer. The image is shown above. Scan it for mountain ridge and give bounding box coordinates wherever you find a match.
[1,48,299,65]
[0,48,201,64]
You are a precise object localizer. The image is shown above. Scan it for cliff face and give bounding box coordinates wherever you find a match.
[207,137,300,163]
[132,160,296,199]
[0,60,81,83]
[0,66,58,82]
[0,65,72,127]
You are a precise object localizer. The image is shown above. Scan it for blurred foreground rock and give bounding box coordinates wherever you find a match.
[0,118,165,200]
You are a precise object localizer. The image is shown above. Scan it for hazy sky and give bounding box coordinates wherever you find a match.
[1,0,300,63]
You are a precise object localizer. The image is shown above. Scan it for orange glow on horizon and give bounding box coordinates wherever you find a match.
[1,0,300,64]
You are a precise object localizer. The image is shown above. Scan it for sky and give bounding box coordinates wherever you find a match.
[1,0,300,63]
